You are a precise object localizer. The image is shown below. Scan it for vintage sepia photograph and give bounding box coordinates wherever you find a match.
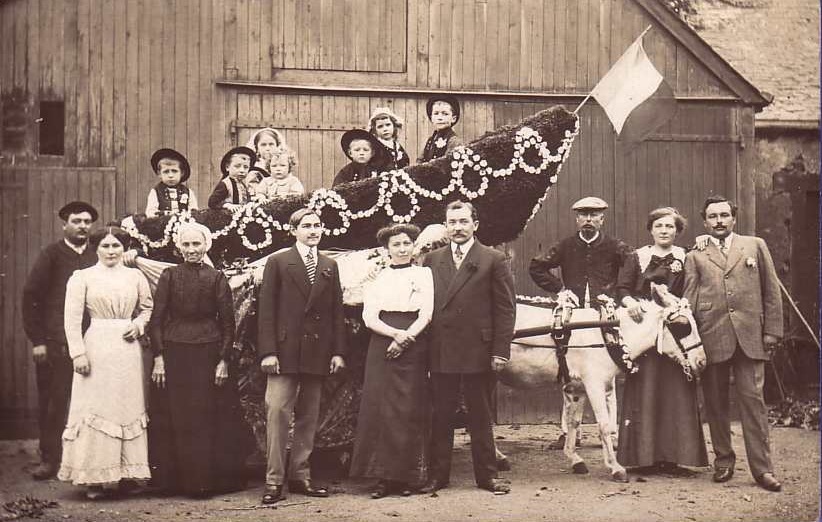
[0,0,818,520]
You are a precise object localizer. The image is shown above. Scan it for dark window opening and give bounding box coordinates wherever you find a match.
[39,101,65,156]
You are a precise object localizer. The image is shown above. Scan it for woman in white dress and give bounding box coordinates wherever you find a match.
[350,223,433,498]
[58,226,153,499]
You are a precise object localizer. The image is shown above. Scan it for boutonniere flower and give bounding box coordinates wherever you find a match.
[745,257,757,269]
[466,261,479,272]
[434,137,448,149]
[321,267,333,279]
[669,259,683,273]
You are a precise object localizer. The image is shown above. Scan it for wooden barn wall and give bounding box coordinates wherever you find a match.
[0,0,738,217]
[0,0,749,426]
[0,168,115,436]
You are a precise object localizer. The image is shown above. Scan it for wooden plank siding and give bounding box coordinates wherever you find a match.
[0,0,764,427]
[0,168,115,438]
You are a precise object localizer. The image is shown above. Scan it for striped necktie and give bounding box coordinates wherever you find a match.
[305,249,316,284]
[454,244,464,268]
[718,237,727,257]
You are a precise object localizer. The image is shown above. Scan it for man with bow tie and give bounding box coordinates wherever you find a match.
[683,195,783,492]
[528,196,632,450]
[257,208,347,504]
[420,200,516,494]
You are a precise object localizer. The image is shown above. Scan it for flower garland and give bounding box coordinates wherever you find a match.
[127,106,580,262]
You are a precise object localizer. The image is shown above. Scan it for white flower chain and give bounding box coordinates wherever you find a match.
[125,121,579,252]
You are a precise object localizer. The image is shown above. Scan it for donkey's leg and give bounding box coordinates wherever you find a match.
[585,378,628,482]
[561,381,588,474]
[606,376,618,449]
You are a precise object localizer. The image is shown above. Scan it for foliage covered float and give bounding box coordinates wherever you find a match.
[127,106,579,265]
[125,106,580,462]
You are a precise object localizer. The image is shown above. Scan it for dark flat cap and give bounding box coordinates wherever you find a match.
[59,201,99,222]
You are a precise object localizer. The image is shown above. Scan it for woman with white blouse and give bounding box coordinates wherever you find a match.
[350,223,434,499]
[58,226,153,499]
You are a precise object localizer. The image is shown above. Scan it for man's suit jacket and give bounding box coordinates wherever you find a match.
[257,246,347,375]
[683,234,783,364]
[423,241,516,373]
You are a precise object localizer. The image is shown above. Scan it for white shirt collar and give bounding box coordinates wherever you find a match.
[578,231,600,245]
[295,242,316,260]
[710,232,735,249]
[451,237,475,255]
[64,239,87,255]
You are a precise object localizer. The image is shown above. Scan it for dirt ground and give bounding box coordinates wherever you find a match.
[0,422,818,522]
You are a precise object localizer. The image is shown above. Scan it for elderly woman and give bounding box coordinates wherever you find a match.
[59,226,153,499]
[148,222,249,497]
[350,223,433,498]
[616,207,708,473]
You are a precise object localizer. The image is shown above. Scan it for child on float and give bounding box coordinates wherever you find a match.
[418,95,463,163]
[145,148,199,217]
[245,127,286,171]
[332,129,386,187]
[259,145,305,199]
[367,107,409,170]
[207,146,256,211]
[245,166,271,202]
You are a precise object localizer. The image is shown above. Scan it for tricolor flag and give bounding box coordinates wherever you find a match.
[591,32,677,148]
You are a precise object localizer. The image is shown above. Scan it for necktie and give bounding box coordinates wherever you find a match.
[454,244,464,268]
[305,249,316,284]
[718,238,727,257]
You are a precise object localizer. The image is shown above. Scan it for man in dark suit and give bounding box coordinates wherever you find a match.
[528,196,632,449]
[683,195,783,492]
[420,200,516,494]
[257,208,347,504]
[21,201,98,480]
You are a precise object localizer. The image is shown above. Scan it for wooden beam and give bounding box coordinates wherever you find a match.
[214,79,742,103]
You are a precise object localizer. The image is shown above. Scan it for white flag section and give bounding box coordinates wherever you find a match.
[591,35,677,146]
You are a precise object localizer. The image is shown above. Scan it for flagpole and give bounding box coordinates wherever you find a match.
[574,25,654,115]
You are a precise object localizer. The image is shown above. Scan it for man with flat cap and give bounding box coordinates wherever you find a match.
[21,201,98,480]
[528,196,632,449]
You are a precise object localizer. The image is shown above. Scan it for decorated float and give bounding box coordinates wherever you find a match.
[126,105,580,473]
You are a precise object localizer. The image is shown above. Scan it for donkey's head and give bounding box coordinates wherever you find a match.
[650,283,707,380]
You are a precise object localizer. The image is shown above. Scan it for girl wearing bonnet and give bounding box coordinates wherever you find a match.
[367,107,410,171]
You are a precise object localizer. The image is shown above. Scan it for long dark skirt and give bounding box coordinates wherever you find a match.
[349,312,430,485]
[148,341,252,495]
[617,349,709,468]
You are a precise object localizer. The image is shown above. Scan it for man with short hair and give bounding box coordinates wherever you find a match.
[21,201,98,480]
[684,195,783,492]
[420,200,516,494]
[528,196,632,449]
[257,208,347,504]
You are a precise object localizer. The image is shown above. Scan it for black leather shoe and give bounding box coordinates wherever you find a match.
[478,478,510,494]
[261,485,284,504]
[756,473,782,492]
[31,462,57,481]
[419,479,448,494]
[288,479,329,497]
[712,466,734,483]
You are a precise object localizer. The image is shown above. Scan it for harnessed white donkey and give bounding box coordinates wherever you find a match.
[497,283,706,482]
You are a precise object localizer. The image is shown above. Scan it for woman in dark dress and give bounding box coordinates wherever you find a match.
[616,207,708,473]
[148,222,251,497]
[350,224,433,498]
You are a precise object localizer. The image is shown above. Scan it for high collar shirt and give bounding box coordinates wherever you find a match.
[64,239,87,255]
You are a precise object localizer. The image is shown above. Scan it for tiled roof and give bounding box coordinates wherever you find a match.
[688,0,819,125]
